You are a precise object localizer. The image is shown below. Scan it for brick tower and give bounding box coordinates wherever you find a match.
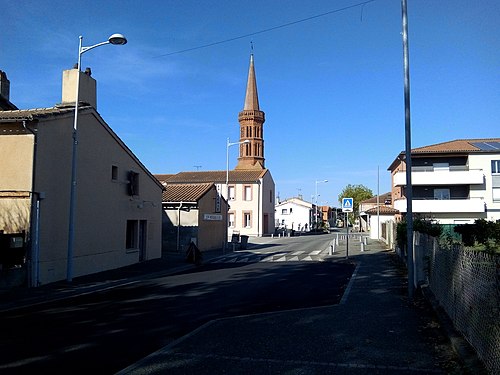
[235,54,266,170]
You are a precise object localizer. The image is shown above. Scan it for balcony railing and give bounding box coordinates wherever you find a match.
[393,167,484,186]
[394,197,485,213]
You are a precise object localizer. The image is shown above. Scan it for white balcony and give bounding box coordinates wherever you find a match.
[394,198,485,214]
[393,167,484,186]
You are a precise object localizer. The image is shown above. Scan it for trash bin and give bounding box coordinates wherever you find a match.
[240,235,249,250]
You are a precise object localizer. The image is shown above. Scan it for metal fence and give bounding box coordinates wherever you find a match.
[424,237,500,374]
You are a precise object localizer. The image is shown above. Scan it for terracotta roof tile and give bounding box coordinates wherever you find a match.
[361,192,392,204]
[389,138,500,171]
[412,138,500,153]
[155,174,174,184]
[0,106,91,121]
[164,169,268,184]
[162,183,214,202]
[365,206,399,215]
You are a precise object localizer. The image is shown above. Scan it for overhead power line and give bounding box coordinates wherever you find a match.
[154,0,378,58]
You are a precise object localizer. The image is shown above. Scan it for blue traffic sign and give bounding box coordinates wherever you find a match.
[342,197,353,212]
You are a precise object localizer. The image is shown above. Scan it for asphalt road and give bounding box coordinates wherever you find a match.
[0,235,355,374]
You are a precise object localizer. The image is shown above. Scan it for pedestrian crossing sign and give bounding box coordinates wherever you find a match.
[342,197,353,212]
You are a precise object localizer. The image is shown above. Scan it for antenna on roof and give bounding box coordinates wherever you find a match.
[193,165,202,171]
[250,41,254,53]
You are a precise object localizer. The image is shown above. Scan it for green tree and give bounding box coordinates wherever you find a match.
[338,184,373,219]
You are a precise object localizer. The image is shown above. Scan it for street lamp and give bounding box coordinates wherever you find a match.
[315,180,328,230]
[225,138,250,251]
[67,34,127,282]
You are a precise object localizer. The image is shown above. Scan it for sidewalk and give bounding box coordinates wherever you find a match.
[118,240,468,374]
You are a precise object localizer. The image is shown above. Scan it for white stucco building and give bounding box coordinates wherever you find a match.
[275,197,313,233]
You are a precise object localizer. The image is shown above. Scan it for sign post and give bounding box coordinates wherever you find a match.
[342,198,353,259]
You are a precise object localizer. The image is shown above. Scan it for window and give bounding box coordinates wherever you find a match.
[244,212,252,228]
[111,165,118,181]
[228,213,235,227]
[493,188,500,202]
[126,220,138,249]
[433,162,449,171]
[492,160,500,174]
[128,171,139,196]
[281,208,288,215]
[434,188,450,200]
[244,185,252,201]
[228,186,235,200]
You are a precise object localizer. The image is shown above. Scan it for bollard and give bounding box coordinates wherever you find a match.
[271,233,274,238]
[329,240,335,255]
[361,242,365,252]
[336,234,339,246]
[363,237,368,245]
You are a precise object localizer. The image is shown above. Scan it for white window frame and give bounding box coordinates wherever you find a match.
[228,185,236,200]
[493,187,500,202]
[244,185,252,201]
[492,160,500,174]
[243,212,252,228]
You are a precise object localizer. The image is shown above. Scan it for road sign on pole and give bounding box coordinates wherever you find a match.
[342,198,353,212]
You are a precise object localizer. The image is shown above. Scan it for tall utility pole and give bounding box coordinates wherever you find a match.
[402,0,414,300]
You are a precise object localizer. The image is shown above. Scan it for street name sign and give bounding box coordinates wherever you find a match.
[203,214,223,221]
[342,197,353,212]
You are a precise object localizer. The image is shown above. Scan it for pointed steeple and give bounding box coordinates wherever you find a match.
[243,54,260,111]
[236,54,266,170]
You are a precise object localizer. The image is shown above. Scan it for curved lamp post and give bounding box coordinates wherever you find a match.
[314,179,328,229]
[67,34,127,282]
[225,138,250,252]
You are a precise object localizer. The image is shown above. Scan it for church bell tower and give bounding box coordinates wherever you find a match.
[235,54,266,170]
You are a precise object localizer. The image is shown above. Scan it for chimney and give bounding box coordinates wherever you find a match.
[61,67,97,108]
[0,70,10,101]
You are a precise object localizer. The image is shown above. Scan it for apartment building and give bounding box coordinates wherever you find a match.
[388,139,500,224]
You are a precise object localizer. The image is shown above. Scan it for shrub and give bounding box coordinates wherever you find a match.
[454,219,500,253]
[396,218,443,250]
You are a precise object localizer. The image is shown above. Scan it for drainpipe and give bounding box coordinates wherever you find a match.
[23,120,41,287]
[257,179,261,236]
[177,202,183,252]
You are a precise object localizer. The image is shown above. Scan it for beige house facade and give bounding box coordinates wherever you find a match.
[160,182,228,252]
[160,170,275,238]
[0,68,163,286]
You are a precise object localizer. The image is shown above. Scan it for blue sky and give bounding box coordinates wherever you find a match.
[1,0,499,206]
